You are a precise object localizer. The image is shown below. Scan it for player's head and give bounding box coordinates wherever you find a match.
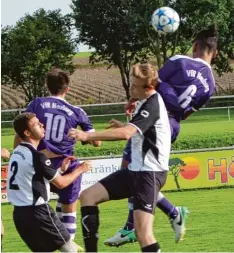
[193,24,219,60]
[13,113,45,141]
[130,63,158,99]
[45,68,70,96]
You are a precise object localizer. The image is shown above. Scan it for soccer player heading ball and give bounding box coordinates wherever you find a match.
[104,23,218,247]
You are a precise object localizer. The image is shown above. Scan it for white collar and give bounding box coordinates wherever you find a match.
[21,141,37,149]
[193,58,211,69]
[48,96,66,101]
[139,91,157,103]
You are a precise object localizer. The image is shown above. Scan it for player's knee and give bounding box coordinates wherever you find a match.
[135,228,154,246]
[80,183,109,206]
[62,201,78,213]
[59,239,78,252]
[80,188,97,206]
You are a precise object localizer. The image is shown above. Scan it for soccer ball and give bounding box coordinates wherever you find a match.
[151,7,180,34]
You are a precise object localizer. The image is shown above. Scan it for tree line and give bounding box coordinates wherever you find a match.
[1,0,234,103]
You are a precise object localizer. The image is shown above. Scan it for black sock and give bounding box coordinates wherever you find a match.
[142,242,160,252]
[81,206,99,252]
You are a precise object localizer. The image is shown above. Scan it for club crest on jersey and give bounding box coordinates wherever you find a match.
[45,160,51,166]
[141,110,149,118]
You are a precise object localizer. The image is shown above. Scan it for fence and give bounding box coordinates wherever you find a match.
[1,95,234,124]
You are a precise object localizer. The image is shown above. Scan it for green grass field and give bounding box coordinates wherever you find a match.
[1,107,234,159]
[74,52,92,58]
[1,109,234,252]
[2,188,233,252]
[1,120,234,156]
[1,109,234,156]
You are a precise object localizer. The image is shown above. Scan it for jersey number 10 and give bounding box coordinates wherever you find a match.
[44,113,66,142]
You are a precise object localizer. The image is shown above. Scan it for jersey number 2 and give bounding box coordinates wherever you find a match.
[178,85,197,108]
[9,161,20,190]
[44,113,66,142]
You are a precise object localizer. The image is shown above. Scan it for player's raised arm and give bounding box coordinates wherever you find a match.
[77,107,102,147]
[105,119,126,129]
[51,161,92,189]
[38,153,91,189]
[68,124,137,142]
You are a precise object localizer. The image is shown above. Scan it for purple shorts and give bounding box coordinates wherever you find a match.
[169,117,180,143]
[50,157,82,204]
[122,117,180,162]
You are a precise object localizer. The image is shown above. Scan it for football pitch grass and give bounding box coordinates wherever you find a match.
[2,188,233,252]
[1,118,234,155]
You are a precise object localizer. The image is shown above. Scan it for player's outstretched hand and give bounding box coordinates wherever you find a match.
[78,161,92,173]
[105,119,125,129]
[1,148,10,159]
[61,156,76,173]
[68,128,88,142]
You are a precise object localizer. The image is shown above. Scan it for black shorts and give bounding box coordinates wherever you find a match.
[13,204,70,252]
[100,169,167,214]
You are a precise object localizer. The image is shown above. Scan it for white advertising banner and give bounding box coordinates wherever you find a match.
[1,158,122,203]
[80,158,122,192]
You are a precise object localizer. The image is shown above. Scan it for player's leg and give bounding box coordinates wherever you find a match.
[56,199,63,221]
[79,183,108,252]
[105,139,183,246]
[80,169,133,252]
[133,170,167,252]
[119,140,136,237]
[59,239,79,252]
[167,117,189,242]
[104,141,137,246]
[13,204,72,252]
[51,158,84,251]
[121,141,135,230]
[61,201,79,240]
[105,126,188,246]
[134,211,159,251]
[58,159,80,240]
[157,192,189,242]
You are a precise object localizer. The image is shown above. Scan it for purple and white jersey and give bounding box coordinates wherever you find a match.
[25,96,94,156]
[158,55,216,120]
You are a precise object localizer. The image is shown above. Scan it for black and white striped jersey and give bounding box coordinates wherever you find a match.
[128,91,171,172]
[7,142,58,206]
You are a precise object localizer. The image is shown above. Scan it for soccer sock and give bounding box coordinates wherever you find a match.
[156,192,178,220]
[56,200,63,222]
[123,197,135,230]
[81,206,99,252]
[142,242,160,252]
[62,212,77,240]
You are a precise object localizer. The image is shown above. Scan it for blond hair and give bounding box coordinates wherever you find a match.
[132,63,158,88]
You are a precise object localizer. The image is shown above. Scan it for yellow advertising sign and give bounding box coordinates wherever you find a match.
[163,150,234,191]
[2,149,234,203]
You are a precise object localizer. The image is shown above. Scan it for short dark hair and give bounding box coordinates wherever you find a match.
[13,112,36,139]
[45,67,70,95]
[194,24,219,53]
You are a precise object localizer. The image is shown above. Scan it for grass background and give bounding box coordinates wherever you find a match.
[2,188,233,252]
[1,108,234,157]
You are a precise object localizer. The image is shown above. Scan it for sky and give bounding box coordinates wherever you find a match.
[1,0,94,52]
